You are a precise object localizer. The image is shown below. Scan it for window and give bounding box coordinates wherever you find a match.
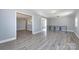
[75,17,78,27]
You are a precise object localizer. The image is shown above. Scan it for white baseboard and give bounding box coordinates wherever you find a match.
[33,31,42,34]
[67,30,79,39]
[0,37,16,44]
[27,29,32,31]
[67,30,74,32]
[74,32,79,39]
[17,29,26,31]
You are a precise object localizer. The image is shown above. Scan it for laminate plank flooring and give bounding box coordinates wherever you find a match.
[0,30,79,50]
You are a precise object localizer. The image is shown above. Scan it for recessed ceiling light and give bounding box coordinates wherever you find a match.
[59,11,73,16]
[51,10,57,13]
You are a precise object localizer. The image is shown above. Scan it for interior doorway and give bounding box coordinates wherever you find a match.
[41,18,47,32]
[16,12,32,40]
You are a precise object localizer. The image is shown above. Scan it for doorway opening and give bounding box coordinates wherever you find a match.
[16,12,32,40]
[41,18,47,32]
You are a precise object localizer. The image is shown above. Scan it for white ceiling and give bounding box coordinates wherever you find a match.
[26,9,76,18]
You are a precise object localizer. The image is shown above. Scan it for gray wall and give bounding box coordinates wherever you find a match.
[17,18,26,30]
[47,14,75,32]
[32,15,42,34]
[27,17,32,31]
[0,9,16,41]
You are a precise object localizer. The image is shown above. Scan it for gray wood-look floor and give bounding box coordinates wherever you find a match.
[0,30,79,50]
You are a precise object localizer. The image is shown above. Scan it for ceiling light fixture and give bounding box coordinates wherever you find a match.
[51,10,57,13]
